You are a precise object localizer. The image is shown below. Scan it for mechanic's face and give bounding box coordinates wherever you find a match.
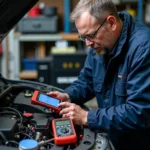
[76,11,117,55]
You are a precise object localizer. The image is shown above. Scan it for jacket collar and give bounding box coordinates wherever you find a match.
[111,12,134,58]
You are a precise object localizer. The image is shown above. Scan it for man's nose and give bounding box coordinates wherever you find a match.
[85,38,94,47]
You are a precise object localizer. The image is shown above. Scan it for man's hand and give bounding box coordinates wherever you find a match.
[59,102,88,126]
[47,91,70,102]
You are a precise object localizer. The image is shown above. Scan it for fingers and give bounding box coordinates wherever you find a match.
[62,112,71,118]
[47,91,63,102]
[59,102,71,108]
[46,91,70,102]
[47,91,59,96]
[59,102,72,115]
[59,102,75,117]
[59,103,88,126]
[59,107,70,116]
[61,109,75,119]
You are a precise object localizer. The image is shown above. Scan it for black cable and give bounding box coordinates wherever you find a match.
[47,142,55,147]
[5,140,19,147]
[15,132,33,139]
[1,107,23,125]
[0,132,7,142]
[108,139,115,150]
[0,112,18,116]
[0,140,4,146]
[0,86,13,99]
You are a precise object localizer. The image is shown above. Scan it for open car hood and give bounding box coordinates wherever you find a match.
[0,0,39,42]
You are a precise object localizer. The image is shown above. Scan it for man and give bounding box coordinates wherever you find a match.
[48,0,150,149]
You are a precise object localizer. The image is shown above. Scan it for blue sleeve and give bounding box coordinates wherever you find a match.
[64,52,95,104]
[88,46,150,134]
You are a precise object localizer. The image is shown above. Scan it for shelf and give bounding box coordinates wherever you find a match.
[61,33,79,41]
[20,70,37,79]
[10,31,80,80]
[15,32,79,41]
[15,32,61,41]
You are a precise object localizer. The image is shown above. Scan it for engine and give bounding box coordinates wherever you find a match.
[0,74,113,150]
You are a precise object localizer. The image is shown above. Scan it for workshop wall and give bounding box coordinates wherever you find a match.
[0,0,148,109]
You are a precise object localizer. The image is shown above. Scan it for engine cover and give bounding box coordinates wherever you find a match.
[0,117,17,140]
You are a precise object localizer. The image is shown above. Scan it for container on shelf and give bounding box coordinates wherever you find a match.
[28,7,41,17]
[22,58,37,70]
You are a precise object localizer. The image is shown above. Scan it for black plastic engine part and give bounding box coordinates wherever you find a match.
[31,113,51,137]
[0,146,18,150]
[0,117,17,140]
[13,92,46,114]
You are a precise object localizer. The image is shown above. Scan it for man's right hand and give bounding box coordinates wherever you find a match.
[47,91,70,102]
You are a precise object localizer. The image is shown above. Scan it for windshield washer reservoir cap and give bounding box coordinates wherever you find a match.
[19,139,38,150]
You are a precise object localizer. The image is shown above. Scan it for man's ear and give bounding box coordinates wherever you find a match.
[107,15,116,31]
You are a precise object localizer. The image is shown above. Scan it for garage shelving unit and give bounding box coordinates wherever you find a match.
[1,0,145,80]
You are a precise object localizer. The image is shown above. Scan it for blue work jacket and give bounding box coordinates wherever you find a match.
[64,12,150,150]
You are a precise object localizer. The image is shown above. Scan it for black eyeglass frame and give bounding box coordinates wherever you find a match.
[78,17,108,42]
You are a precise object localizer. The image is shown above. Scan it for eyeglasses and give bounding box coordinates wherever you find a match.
[78,17,107,42]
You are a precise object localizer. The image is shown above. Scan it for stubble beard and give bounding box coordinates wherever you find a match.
[95,48,106,55]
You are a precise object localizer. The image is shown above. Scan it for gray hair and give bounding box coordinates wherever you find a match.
[70,0,119,23]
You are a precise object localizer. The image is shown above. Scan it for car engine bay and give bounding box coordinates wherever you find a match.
[0,74,114,150]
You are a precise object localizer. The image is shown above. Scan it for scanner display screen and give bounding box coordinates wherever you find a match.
[38,94,60,108]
